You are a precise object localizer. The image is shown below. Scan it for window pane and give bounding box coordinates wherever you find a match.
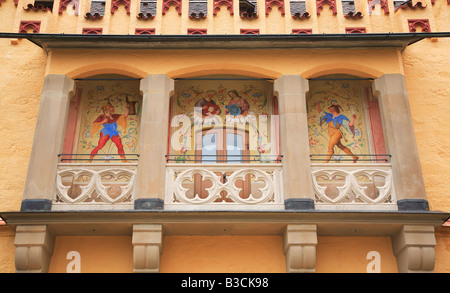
[227,133,242,163]
[202,133,217,163]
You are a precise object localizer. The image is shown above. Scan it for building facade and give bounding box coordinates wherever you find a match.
[0,0,449,273]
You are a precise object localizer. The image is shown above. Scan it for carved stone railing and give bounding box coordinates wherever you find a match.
[52,163,137,210]
[311,163,397,210]
[164,163,284,210]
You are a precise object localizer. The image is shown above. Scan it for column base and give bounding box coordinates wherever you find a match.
[285,199,315,210]
[397,199,430,211]
[20,199,52,211]
[134,199,164,210]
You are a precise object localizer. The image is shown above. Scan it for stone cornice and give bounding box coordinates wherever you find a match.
[1,210,448,237]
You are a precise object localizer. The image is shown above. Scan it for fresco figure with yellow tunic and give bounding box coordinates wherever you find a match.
[317,103,359,163]
[89,101,129,162]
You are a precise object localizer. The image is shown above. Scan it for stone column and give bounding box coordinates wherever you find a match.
[132,224,164,273]
[392,225,436,273]
[282,224,318,273]
[21,75,75,211]
[134,75,174,210]
[14,225,55,273]
[372,74,429,211]
[274,75,315,210]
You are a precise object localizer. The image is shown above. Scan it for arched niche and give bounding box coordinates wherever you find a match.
[62,74,142,163]
[167,74,280,164]
[306,74,387,164]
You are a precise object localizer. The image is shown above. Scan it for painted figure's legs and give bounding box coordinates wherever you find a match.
[324,133,341,163]
[336,141,359,163]
[325,133,359,163]
[89,133,111,161]
[111,135,128,162]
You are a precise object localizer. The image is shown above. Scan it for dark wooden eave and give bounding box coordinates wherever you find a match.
[0,32,449,52]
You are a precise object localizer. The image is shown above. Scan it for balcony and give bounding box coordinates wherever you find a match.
[310,154,397,210]
[52,154,138,211]
[52,153,397,211]
[164,154,284,210]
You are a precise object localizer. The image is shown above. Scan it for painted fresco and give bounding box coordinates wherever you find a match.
[307,79,372,163]
[75,80,142,162]
[170,80,276,163]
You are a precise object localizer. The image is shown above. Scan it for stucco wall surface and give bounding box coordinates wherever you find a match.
[316,236,398,273]
[47,48,401,79]
[403,38,450,213]
[0,39,47,212]
[0,226,15,273]
[160,236,286,273]
[434,230,450,273]
[49,236,133,273]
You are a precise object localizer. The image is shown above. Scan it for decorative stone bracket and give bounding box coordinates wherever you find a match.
[14,225,55,273]
[283,225,318,273]
[132,224,164,273]
[392,225,436,273]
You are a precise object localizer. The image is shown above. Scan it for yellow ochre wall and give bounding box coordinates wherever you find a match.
[45,235,397,273]
[0,0,449,273]
[49,236,133,273]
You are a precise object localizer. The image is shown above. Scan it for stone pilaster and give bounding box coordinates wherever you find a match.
[21,75,75,211]
[134,75,174,210]
[14,225,55,273]
[392,225,436,273]
[274,75,315,210]
[372,74,429,211]
[132,224,164,273]
[282,224,318,273]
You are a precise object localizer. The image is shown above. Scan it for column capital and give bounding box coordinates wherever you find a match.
[274,75,309,95]
[140,74,174,93]
[372,73,407,97]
